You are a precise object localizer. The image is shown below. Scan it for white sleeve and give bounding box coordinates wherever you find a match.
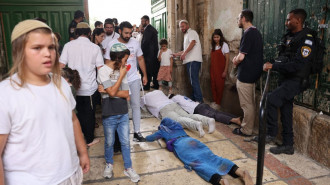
[136,42,143,57]
[59,44,69,65]
[95,47,104,67]
[97,68,112,89]
[222,42,230,54]
[189,30,199,43]
[104,42,112,60]
[0,99,11,134]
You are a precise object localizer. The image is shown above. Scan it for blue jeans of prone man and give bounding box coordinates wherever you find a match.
[103,113,132,169]
[186,61,203,102]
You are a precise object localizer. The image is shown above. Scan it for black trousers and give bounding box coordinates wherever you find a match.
[76,91,98,144]
[142,61,160,89]
[194,103,234,124]
[266,79,301,146]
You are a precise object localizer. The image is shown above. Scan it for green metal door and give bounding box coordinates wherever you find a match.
[244,0,329,114]
[0,0,85,67]
[151,0,167,40]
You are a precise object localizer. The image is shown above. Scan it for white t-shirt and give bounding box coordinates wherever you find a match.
[60,37,104,96]
[102,32,120,58]
[183,28,203,64]
[0,75,79,185]
[171,95,199,114]
[97,65,130,99]
[104,38,143,83]
[140,90,174,118]
[158,49,173,66]
[215,42,230,54]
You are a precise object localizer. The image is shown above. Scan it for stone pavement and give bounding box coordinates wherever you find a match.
[83,115,330,185]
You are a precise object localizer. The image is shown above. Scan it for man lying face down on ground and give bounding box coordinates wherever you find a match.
[145,118,253,185]
[168,94,241,126]
[140,90,215,137]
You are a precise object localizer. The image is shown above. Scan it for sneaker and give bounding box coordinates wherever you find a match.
[103,163,113,179]
[124,168,140,182]
[270,145,294,155]
[251,135,275,144]
[133,132,146,142]
[208,118,215,134]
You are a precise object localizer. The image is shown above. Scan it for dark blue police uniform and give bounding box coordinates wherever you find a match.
[267,28,315,147]
[68,20,78,40]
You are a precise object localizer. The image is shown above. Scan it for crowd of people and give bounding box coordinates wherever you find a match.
[0,7,316,185]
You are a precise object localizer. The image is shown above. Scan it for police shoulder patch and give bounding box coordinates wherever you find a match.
[301,46,311,58]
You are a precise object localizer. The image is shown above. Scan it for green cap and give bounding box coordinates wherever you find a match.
[110,43,128,52]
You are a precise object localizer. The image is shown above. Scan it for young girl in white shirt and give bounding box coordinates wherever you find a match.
[0,20,89,185]
[157,39,174,94]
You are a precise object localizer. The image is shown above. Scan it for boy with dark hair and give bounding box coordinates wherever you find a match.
[94,21,103,28]
[68,10,85,40]
[97,43,140,182]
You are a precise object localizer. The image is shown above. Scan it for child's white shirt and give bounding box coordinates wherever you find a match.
[0,74,79,185]
[158,48,173,66]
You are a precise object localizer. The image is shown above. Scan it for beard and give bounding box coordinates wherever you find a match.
[120,34,130,42]
[106,31,113,36]
[238,23,243,28]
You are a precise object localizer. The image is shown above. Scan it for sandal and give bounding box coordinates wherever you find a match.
[232,128,251,137]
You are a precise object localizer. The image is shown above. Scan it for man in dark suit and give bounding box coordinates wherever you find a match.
[141,15,159,90]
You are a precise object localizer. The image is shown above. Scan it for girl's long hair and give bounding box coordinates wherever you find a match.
[9,28,61,90]
[61,67,81,90]
[211,29,228,51]
[92,28,105,44]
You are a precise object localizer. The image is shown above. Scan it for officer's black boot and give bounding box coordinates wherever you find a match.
[251,135,275,144]
[270,145,294,155]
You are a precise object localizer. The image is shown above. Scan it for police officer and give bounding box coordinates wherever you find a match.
[68,10,85,41]
[262,9,315,155]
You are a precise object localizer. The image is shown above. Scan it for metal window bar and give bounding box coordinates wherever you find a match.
[256,69,271,185]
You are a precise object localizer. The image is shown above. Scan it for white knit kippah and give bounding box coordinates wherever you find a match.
[11,19,51,42]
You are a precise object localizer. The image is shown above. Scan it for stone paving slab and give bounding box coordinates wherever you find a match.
[310,175,330,185]
[271,152,330,179]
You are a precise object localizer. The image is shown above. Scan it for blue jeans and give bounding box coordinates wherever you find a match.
[186,61,203,102]
[103,113,132,169]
